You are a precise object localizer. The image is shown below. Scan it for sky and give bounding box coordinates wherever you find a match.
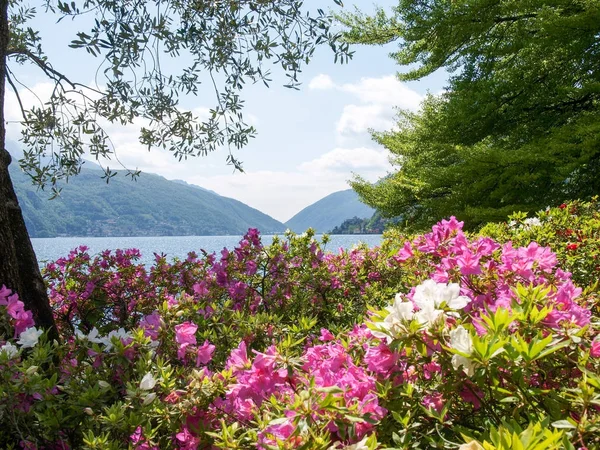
[5,0,447,223]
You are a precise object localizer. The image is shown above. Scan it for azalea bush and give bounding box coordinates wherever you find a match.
[1,207,599,449]
[44,229,402,363]
[479,197,600,290]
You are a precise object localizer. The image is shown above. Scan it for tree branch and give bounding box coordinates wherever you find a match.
[7,47,103,95]
[5,68,27,123]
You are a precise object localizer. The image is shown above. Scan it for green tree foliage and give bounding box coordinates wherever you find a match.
[330,211,397,234]
[340,0,600,230]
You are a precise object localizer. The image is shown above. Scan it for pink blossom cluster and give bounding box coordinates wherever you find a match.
[399,217,590,329]
[174,321,215,366]
[0,285,34,337]
[203,338,385,448]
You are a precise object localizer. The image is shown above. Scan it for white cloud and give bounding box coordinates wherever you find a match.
[340,75,422,110]
[308,74,334,90]
[336,104,396,135]
[298,147,390,173]
[308,74,423,138]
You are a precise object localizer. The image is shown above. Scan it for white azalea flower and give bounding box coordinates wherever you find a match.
[329,436,369,450]
[412,280,471,327]
[140,372,157,390]
[371,293,415,342]
[17,327,43,348]
[101,328,132,351]
[523,217,541,228]
[143,392,157,405]
[0,342,19,358]
[415,302,444,325]
[75,327,104,344]
[449,326,476,377]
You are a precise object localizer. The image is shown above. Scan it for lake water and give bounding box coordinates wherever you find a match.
[31,234,383,266]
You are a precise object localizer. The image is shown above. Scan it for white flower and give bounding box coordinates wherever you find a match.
[75,327,104,344]
[17,327,43,348]
[371,293,415,342]
[449,326,476,377]
[523,217,541,228]
[0,342,19,358]
[140,372,157,390]
[415,301,444,326]
[412,280,471,326]
[328,436,369,450]
[143,392,157,405]
[100,328,132,351]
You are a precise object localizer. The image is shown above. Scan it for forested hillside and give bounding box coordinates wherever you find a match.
[11,166,286,237]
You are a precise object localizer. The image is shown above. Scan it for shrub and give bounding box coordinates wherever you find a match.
[0,213,598,449]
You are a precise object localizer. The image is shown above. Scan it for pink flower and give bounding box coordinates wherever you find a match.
[591,339,600,358]
[364,343,399,375]
[226,341,250,371]
[175,322,197,361]
[456,250,482,276]
[245,260,258,276]
[422,392,444,414]
[175,322,197,346]
[258,420,296,449]
[140,312,162,340]
[196,340,216,366]
[319,328,335,342]
[192,282,209,297]
[175,426,201,450]
[395,241,414,262]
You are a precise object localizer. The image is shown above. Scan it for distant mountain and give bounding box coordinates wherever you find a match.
[285,189,375,233]
[170,179,219,196]
[10,166,286,238]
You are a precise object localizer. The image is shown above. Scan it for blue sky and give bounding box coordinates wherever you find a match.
[6,0,447,222]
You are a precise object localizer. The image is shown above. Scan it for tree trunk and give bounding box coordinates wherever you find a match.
[0,0,58,340]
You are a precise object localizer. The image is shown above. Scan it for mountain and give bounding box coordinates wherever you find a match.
[170,179,219,196]
[285,189,375,233]
[9,165,286,238]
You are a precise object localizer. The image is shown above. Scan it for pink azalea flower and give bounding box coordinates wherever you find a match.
[319,328,335,342]
[226,341,250,371]
[422,392,444,414]
[175,322,197,346]
[196,340,216,366]
[140,312,162,340]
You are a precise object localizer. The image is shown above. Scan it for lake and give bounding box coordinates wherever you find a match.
[31,234,383,266]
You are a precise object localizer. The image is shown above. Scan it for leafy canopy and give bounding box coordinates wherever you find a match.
[340,0,600,230]
[7,0,350,193]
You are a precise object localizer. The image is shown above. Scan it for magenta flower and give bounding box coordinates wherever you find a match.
[175,321,197,361]
[140,312,162,341]
[226,341,250,371]
[319,328,335,342]
[196,340,216,366]
[175,322,197,346]
[422,392,444,414]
